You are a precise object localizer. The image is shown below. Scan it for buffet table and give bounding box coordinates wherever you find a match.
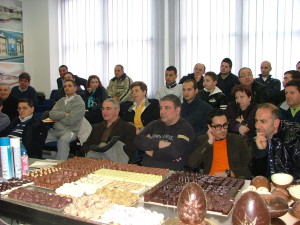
[0,158,299,225]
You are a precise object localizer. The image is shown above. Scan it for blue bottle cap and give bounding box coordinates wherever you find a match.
[0,137,10,146]
[21,148,27,154]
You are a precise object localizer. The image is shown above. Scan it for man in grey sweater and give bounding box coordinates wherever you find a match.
[45,80,85,160]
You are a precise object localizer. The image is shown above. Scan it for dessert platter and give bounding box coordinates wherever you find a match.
[1,157,300,225]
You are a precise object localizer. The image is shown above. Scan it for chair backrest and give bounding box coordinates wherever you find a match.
[50,89,58,100]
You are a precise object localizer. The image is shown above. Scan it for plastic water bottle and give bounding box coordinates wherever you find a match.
[0,137,14,179]
[21,148,29,176]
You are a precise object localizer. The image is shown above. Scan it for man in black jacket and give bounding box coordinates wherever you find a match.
[255,61,280,104]
[216,58,239,101]
[252,103,300,179]
[0,98,48,159]
[238,67,269,104]
[56,65,87,89]
[179,63,206,90]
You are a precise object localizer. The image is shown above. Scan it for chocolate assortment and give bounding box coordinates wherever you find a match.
[0,178,32,193]
[143,171,245,215]
[8,187,72,209]
[22,157,168,190]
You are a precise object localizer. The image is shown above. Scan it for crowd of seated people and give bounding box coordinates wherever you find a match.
[1,60,300,181]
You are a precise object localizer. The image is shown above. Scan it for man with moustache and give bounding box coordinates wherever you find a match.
[238,67,269,104]
[187,109,251,179]
[179,63,206,90]
[252,103,300,179]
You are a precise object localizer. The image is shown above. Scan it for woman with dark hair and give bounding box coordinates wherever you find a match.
[84,75,108,124]
[225,84,258,139]
[121,81,160,134]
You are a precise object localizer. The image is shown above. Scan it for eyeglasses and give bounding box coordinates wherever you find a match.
[239,73,253,78]
[211,122,229,131]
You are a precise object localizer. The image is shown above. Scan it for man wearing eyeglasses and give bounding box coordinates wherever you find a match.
[238,67,269,104]
[0,98,48,159]
[187,108,251,179]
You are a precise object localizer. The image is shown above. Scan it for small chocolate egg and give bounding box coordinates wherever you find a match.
[251,176,271,191]
[293,201,300,219]
[260,194,288,218]
[232,191,270,225]
[177,182,206,224]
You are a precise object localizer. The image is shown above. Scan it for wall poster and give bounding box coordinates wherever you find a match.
[0,0,23,87]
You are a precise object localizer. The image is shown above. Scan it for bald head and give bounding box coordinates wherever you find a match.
[260,61,272,77]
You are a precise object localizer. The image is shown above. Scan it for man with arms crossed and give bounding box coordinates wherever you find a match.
[45,80,85,160]
[135,94,194,171]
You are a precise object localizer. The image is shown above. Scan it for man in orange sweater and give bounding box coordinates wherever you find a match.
[188,108,251,179]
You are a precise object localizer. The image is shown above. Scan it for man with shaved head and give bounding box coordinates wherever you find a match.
[255,61,280,104]
[179,63,206,90]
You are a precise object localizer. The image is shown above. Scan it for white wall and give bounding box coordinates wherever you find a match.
[23,0,59,98]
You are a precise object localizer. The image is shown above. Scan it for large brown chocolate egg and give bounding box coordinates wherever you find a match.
[177,182,206,224]
[293,201,300,219]
[251,176,271,191]
[260,194,288,218]
[232,191,270,225]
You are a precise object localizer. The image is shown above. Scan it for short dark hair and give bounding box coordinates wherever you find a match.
[115,64,124,71]
[166,66,177,75]
[63,72,74,79]
[183,79,198,89]
[19,72,31,82]
[208,109,227,125]
[231,84,253,98]
[204,71,218,81]
[64,79,77,87]
[238,67,253,77]
[258,103,281,120]
[59,65,68,71]
[18,98,34,107]
[130,81,147,93]
[87,75,103,88]
[222,58,232,68]
[160,94,181,108]
[284,70,300,80]
[285,79,300,92]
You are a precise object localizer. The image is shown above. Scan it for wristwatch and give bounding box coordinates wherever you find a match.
[225,169,232,177]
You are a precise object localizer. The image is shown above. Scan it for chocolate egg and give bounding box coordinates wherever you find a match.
[260,194,288,218]
[177,182,206,224]
[293,201,300,219]
[271,173,294,189]
[271,187,289,202]
[251,176,271,191]
[232,191,270,225]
